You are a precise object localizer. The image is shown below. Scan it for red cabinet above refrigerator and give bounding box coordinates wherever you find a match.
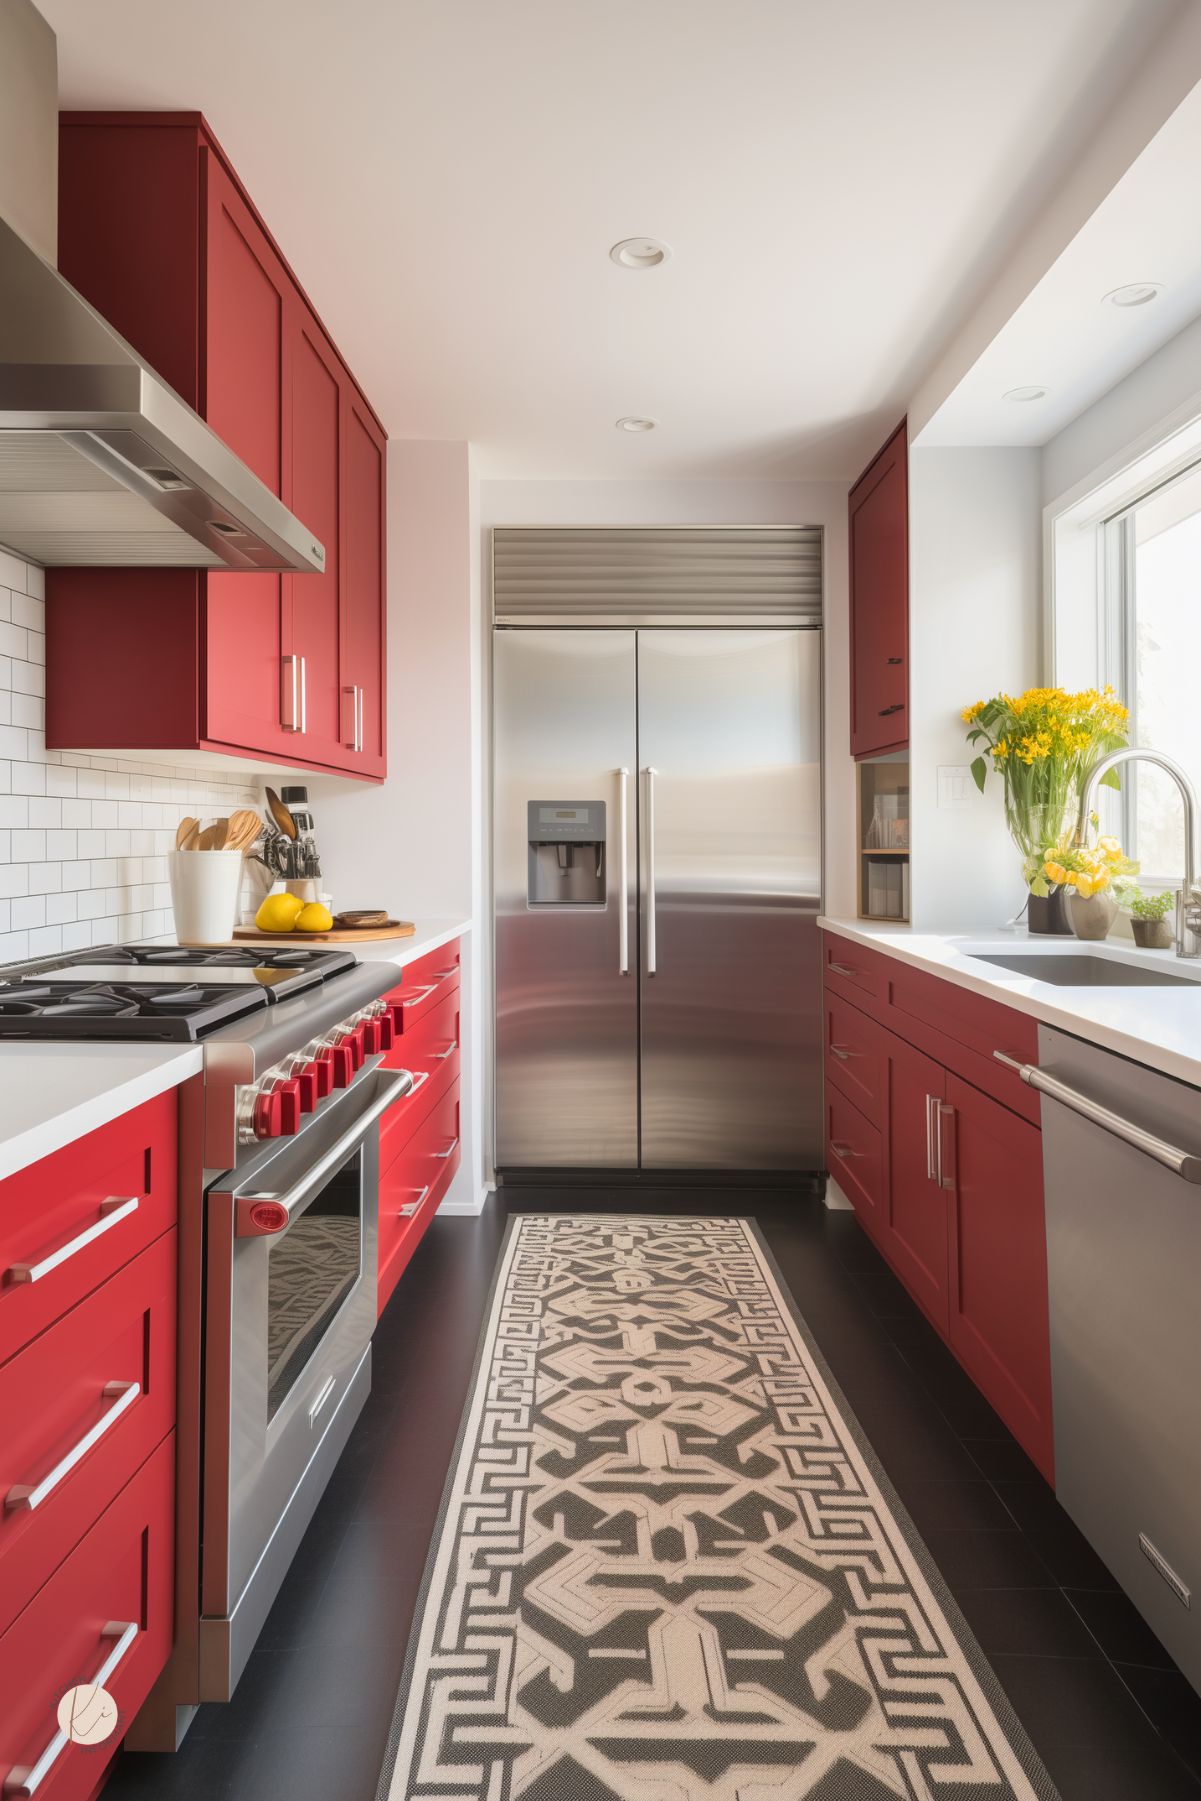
[47,113,387,781]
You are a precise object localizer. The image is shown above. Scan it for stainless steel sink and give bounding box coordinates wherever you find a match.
[969,952,1200,988]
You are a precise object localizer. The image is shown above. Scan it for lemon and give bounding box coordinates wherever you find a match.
[256,892,305,933]
[295,901,334,933]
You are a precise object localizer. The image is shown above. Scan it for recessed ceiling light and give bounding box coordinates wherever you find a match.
[1104,281,1164,308]
[1002,385,1048,403]
[609,238,671,270]
[616,416,657,433]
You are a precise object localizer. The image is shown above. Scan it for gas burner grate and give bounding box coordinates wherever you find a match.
[0,978,269,1041]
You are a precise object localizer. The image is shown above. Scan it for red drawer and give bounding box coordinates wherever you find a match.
[0,1431,174,1801]
[384,937,461,1033]
[378,1081,461,1315]
[824,988,889,1129]
[822,933,887,1009]
[826,1084,885,1239]
[0,1093,178,1367]
[884,961,1041,1127]
[0,1231,176,1636]
[379,991,461,1170]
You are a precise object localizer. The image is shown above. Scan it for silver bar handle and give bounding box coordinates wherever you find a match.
[431,1041,459,1061]
[398,1186,430,1216]
[829,1045,852,1061]
[340,684,357,749]
[830,1140,856,1159]
[281,654,300,731]
[994,1050,1201,1182]
[5,1621,137,1796]
[6,1381,141,1511]
[433,1136,460,1160]
[308,1373,337,1428]
[645,766,658,976]
[406,1070,430,1096]
[6,1196,139,1285]
[828,960,858,977]
[617,767,630,975]
[299,655,307,734]
[399,985,437,1006]
[936,1100,956,1190]
[925,1094,938,1182]
[233,1070,414,1234]
[356,684,364,754]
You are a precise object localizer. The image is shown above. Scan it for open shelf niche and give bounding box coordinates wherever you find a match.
[857,754,910,921]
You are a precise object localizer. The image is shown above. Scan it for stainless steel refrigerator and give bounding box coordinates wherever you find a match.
[493,627,823,1172]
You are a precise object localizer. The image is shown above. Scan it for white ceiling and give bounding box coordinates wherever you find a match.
[41,0,1188,481]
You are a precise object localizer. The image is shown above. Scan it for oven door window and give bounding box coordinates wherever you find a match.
[266,1145,363,1421]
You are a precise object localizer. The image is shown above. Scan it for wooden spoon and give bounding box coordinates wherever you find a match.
[226,809,263,853]
[176,815,199,850]
[265,786,297,840]
[180,819,203,850]
[197,819,228,850]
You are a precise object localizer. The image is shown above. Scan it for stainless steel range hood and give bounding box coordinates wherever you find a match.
[0,212,325,573]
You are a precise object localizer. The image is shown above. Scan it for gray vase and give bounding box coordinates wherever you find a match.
[1067,888,1118,941]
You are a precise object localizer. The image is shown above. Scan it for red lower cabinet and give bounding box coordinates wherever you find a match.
[943,1074,1054,1480]
[822,934,1054,1483]
[0,1432,175,1801]
[378,1082,462,1315]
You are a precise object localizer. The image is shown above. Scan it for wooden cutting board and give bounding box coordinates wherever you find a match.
[233,921,416,944]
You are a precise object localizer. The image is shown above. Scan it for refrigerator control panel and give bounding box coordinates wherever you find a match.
[527,800,606,905]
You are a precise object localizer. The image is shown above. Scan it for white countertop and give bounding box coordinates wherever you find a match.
[0,919,472,1184]
[0,1042,203,1185]
[819,917,1201,1089]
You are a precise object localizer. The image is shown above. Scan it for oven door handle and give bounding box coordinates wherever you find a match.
[230,1070,415,1237]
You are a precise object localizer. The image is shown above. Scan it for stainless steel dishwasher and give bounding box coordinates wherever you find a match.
[1015,1026,1201,1693]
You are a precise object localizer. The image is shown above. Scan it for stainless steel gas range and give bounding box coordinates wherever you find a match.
[0,943,414,1749]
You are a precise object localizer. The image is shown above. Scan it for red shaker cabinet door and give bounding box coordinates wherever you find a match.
[943,1074,1055,1480]
[0,1433,174,1801]
[849,420,908,758]
[884,1032,949,1334]
[340,391,387,777]
[201,150,292,761]
[284,306,343,765]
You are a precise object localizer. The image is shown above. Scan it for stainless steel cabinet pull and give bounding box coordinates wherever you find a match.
[398,1186,430,1216]
[431,1041,459,1060]
[6,1381,140,1511]
[886,656,903,665]
[400,985,437,1005]
[355,684,364,754]
[433,1136,460,1160]
[644,766,658,976]
[5,1621,137,1796]
[828,961,857,977]
[406,1070,430,1095]
[994,1051,1201,1182]
[307,1374,336,1428]
[6,1196,139,1285]
[830,1140,856,1159]
[617,767,630,975]
[427,968,459,981]
[282,654,301,731]
[341,684,357,749]
[936,1101,956,1189]
[829,1044,853,1061]
[925,1094,938,1182]
[299,655,307,733]
[878,703,905,716]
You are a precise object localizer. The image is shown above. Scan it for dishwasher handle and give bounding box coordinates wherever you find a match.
[993,1050,1201,1184]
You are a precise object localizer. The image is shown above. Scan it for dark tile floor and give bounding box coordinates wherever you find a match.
[103,1189,1201,1801]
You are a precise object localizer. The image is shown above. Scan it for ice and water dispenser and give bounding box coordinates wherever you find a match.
[526,801,606,906]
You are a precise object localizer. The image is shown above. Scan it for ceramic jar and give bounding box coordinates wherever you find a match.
[1067,887,1118,942]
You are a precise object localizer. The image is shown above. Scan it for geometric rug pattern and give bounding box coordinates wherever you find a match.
[378,1215,1060,1800]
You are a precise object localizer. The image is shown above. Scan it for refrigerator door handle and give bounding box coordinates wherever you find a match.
[617,767,630,974]
[644,765,658,975]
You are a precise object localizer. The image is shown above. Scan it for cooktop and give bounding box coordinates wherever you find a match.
[0,942,362,1042]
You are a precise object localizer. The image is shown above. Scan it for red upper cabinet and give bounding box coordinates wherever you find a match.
[849,420,908,758]
[47,114,386,782]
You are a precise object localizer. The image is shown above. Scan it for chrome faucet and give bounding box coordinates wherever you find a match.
[1075,747,1201,957]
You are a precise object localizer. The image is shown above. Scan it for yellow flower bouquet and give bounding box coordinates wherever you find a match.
[1036,836,1138,903]
[961,686,1130,890]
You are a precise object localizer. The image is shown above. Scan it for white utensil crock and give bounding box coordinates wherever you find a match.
[169,849,244,944]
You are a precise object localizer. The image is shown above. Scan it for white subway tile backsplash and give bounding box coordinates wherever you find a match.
[0,552,267,961]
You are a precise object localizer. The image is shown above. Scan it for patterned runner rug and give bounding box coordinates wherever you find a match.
[377,1215,1060,1800]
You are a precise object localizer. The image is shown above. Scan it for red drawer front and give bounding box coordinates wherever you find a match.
[0,1093,178,1367]
[884,961,1041,1127]
[378,1080,461,1315]
[0,1431,174,1801]
[379,991,461,1170]
[0,1231,176,1636]
[822,934,887,1007]
[824,988,889,1129]
[826,1084,884,1238]
[384,938,461,1033]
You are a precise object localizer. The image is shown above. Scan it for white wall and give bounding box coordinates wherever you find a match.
[907,448,1043,931]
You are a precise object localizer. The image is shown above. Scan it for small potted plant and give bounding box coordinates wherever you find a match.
[1123,885,1175,950]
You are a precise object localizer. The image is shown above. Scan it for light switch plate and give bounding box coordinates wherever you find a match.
[938,765,972,807]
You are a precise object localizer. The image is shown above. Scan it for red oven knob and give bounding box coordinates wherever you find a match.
[378,1010,395,1051]
[347,1023,367,1069]
[364,1014,391,1056]
[296,1064,319,1112]
[278,1078,302,1136]
[331,1041,355,1087]
[312,1050,335,1097]
[252,1086,283,1140]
